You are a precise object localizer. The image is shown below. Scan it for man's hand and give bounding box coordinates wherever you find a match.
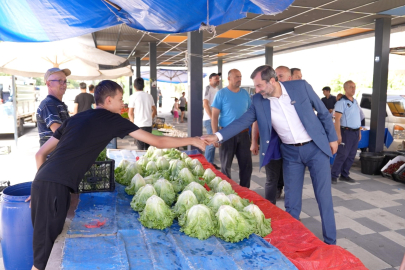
[337,134,342,145]
[25,195,31,208]
[359,131,362,142]
[250,141,259,155]
[328,109,333,113]
[192,137,208,151]
[330,141,338,155]
[201,134,219,145]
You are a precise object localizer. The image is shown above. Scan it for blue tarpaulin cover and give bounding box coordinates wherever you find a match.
[0,0,294,42]
[62,184,297,269]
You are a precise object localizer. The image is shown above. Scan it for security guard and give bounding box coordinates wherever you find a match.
[331,80,361,184]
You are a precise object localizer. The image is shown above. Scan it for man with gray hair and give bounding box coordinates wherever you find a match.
[203,65,338,245]
[36,68,71,146]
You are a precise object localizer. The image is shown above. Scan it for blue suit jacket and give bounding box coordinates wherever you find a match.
[219,80,338,168]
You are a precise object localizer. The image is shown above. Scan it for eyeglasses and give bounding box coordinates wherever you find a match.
[48,79,69,85]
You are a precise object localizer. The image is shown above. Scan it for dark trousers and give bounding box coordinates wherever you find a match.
[277,166,284,190]
[264,159,283,204]
[331,129,359,178]
[135,126,152,150]
[31,181,71,270]
[219,131,252,188]
[281,141,336,244]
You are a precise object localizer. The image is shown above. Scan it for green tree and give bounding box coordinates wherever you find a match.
[329,75,344,94]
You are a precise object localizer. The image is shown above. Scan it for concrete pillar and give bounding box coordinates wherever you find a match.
[136,57,141,78]
[218,58,223,89]
[149,42,157,104]
[369,17,391,152]
[187,30,203,149]
[265,46,273,67]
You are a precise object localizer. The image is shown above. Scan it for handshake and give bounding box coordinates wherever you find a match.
[193,134,221,151]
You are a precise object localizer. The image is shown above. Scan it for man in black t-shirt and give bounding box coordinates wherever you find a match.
[28,80,206,270]
[321,86,337,114]
[73,82,95,114]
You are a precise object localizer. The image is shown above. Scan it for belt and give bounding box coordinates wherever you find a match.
[341,126,360,131]
[219,127,249,133]
[286,140,312,147]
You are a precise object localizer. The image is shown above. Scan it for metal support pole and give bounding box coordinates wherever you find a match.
[11,75,18,146]
[149,42,157,105]
[136,57,141,78]
[218,58,223,89]
[187,30,203,150]
[369,17,391,152]
[265,46,273,67]
[129,76,133,95]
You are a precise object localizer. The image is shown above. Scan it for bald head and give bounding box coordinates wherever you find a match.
[275,66,291,82]
[227,69,242,89]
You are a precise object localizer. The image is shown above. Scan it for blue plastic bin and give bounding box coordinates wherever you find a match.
[0,182,33,270]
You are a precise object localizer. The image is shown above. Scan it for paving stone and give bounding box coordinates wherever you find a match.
[301,198,320,217]
[299,217,323,241]
[381,205,405,220]
[395,229,405,237]
[330,182,359,195]
[354,217,391,233]
[353,180,404,194]
[337,228,361,240]
[333,199,377,212]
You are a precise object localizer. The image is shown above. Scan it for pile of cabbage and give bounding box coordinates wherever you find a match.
[115,146,272,242]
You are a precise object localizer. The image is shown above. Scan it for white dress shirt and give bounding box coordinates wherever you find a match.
[215,82,312,144]
[269,82,311,144]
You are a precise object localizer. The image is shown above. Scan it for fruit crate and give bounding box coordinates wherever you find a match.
[393,164,405,183]
[78,160,115,193]
[381,156,405,180]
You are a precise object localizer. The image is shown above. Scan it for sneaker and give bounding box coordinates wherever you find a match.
[211,163,220,170]
[331,177,337,184]
[276,188,283,199]
[339,176,355,183]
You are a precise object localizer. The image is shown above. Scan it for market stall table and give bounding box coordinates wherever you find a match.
[53,153,366,270]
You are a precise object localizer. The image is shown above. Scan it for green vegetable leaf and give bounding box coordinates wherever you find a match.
[153,179,176,206]
[178,204,217,240]
[125,174,146,195]
[216,205,255,243]
[172,190,198,217]
[130,184,157,212]
[243,204,272,237]
[215,180,236,195]
[139,195,175,230]
[205,192,231,213]
[183,182,211,203]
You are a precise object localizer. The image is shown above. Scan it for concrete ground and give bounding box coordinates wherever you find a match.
[1,105,404,269]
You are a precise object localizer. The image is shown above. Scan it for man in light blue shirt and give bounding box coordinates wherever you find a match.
[331,80,361,184]
[211,69,252,187]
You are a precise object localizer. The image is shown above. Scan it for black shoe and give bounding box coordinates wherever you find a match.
[276,188,282,199]
[331,177,337,184]
[339,176,355,183]
[211,163,220,170]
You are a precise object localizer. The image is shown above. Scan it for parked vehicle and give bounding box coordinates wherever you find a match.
[0,76,37,136]
[359,91,405,151]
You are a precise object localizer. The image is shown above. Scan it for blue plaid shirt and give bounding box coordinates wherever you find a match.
[36,95,70,146]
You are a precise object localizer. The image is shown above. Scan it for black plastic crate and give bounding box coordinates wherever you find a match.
[0,181,10,193]
[394,165,405,184]
[78,160,115,193]
[154,117,165,129]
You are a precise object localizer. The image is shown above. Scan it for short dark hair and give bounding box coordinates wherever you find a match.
[322,86,331,91]
[209,73,221,79]
[134,78,144,90]
[88,84,95,92]
[250,65,278,82]
[79,82,87,89]
[291,68,301,76]
[94,80,123,105]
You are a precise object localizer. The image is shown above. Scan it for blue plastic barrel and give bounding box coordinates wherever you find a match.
[0,182,33,270]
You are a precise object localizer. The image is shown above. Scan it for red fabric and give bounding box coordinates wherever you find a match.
[189,154,367,270]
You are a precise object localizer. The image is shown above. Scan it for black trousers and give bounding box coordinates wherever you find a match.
[31,180,71,270]
[277,166,284,190]
[136,126,152,150]
[264,159,283,205]
[219,131,252,188]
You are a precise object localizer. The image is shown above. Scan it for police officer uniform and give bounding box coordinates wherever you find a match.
[331,95,361,182]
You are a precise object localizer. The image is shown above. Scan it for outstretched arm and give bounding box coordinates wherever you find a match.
[129,129,206,151]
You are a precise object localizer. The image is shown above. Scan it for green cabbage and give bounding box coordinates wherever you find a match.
[151,149,164,161]
[139,195,174,230]
[130,184,157,212]
[183,182,211,203]
[190,159,202,170]
[178,168,197,186]
[215,180,236,195]
[163,148,182,160]
[180,152,189,160]
[178,204,217,240]
[136,156,149,169]
[172,190,198,217]
[145,161,158,176]
[143,173,162,185]
[193,164,205,177]
[227,194,251,211]
[156,156,170,171]
[216,205,255,243]
[115,160,132,184]
[243,204,272,237]
[125,174,146,195]
[120,162,142,186]
[205,192,231,213]
[116,159,131,170]
[169,160,185,177]
[145,146,157,158]
[153,179,176,206]
[202,168,216,183]
[184,157,193,168]
[208,177,223,190]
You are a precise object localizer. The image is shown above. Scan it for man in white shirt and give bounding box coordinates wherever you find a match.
[202,65,338,245]
[203,73,221,169]
[128,78,157,150]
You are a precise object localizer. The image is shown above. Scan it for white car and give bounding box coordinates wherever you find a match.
[359,91,405,151]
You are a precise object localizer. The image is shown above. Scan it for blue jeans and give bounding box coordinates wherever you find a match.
[203,120,215,163]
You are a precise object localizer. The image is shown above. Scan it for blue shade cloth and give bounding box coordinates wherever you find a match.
[0,0,294,42]
[63,183,297,269]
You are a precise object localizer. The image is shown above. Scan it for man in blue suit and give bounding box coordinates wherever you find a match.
[202,65,338,244]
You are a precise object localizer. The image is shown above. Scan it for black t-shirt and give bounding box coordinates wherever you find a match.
[34,109,138,192]
[74,93,95,113]
[321,95,337,110]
